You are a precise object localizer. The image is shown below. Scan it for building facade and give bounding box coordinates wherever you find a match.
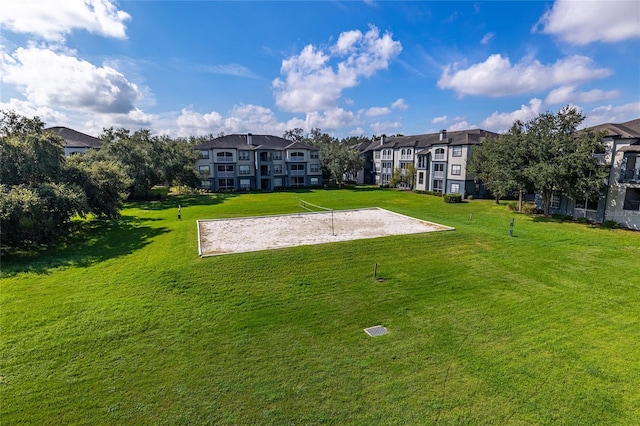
[45,126,102,155]
[363,129,497,197]
[544,118,640,230]
[194,134,322,191]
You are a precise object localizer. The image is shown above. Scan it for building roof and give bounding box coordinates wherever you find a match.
[362,128,498,153]
[45,126,102,149]
[587,118,640,139]
[195,134,318,151]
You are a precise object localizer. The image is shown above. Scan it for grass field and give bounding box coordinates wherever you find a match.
[2,188,639,424]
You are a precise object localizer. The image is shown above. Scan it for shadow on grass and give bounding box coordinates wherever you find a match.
[131,192,237,211]
[1,215,169,277]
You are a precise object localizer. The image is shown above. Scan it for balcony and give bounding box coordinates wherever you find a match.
[434,171,444,178]
[620,169,640,183]
[217,172,234,178]
[290,170,305,176]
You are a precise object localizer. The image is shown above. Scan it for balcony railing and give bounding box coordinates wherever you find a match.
[434,154,445,161]
[434,171,444,178]
[215,157,234,163]
[620,169,640,182]
[217,172,234,178]
[290,170,305,176]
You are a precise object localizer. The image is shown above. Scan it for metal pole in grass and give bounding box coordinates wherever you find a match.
[509,217,514,237]
[374,263,378,278]
[331,208,334,236]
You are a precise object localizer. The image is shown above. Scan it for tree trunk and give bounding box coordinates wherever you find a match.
[518,190,524,212]
[494,195,500,204]
[543,190,551,216]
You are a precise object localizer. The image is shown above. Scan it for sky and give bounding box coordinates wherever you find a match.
[1,0,639,139]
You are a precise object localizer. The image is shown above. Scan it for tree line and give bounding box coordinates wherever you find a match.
[0,111,200,249]
[468,106,607,215]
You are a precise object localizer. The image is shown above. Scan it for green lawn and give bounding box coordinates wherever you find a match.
[2,188,639,425]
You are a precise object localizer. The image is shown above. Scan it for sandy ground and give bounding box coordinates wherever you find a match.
[198,207,454,256]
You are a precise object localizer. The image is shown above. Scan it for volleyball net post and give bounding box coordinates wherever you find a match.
[297,198,335,236]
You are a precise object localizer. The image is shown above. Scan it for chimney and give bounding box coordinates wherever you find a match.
[247,133,253,145]
[380,134,386,145]
[439,129,447,141]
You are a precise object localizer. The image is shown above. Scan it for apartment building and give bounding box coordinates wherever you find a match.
[364,129,497,197]
[45,126,102,155]
[545,118,640,230]
[194,133,322,191]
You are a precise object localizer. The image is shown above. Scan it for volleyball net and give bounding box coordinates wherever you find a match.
[297,198,335,236]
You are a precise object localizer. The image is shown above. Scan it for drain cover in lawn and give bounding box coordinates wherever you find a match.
[364,325,388,337]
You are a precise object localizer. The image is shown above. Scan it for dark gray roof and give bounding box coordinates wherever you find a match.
[587,118,640,138]
[362,129,498,153]
[45,126,102,149]
[195,134,318,151]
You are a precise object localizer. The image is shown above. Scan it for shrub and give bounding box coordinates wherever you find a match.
[576,217,589,224]
[602,220,620,229]
[443,193,462,203]
[551,213,573,221]
[467,195,474,200]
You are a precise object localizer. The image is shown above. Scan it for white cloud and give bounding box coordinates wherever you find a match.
[449,120,476,131]
[391,98,408,110]
[481,98,544,132]
[535,0,640,45]
[364,106,391,117]
[583,102,640,128]
[0,98,67,124]
[480,32,495,45]
[202,64,258,79]
[306,108,358,131]
[273,25,402,113]
[2,47,142,114]
[370,120,403,134]
[545,86,620,105]
[438,54,612,97]
[0,0,131,41]
[432,115,448,124]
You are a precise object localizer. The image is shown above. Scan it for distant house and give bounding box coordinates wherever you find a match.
[194,133,322,191]
[361,129,498,197]
[544,118,640,229]
[45,126,102,156]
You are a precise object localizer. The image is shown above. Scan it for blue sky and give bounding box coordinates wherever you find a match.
[1,0,639,138]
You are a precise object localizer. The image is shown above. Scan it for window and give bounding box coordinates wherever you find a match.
[452,146,462,157]
[216,151,233,162]
[374,151,380,159]
[382,149,392,160]
[198,165,210,176]
[451,164,461,175]
[550,193,561,209]
[375,163,381,172]
[290,151,304,161]
[217,165,234,177]
[450,183,460,193]
[272,151,282,160]
[435,148,445,160]
[199,150,209,159]
[623,188,640,210]
[310,151,319,159]
[273,164,283,174]
[239,165,250,175]
[291,164,305,175]
[239,179,251,189]
[417,155,426,168]
[201,180,211,188]
[433,180,443,192]
[310,177,320,185]
[218,178,234,190]
[418,172,424,185]
[291,176,305,186]
[310,164,319,173]
[238,151,250,161]
[621,153,639,182]
[434,163,444,178]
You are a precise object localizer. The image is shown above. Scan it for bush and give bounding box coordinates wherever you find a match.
[602,220,620,229]
[467,195,474,200]
[443,193,462,203]
[551,213,573,221]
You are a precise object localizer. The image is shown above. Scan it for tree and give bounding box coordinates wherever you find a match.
[98,128,199,198]
[64,152,132,218]
[467,122,531,206]
[524,107,607,216]
[0,111,86,247]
